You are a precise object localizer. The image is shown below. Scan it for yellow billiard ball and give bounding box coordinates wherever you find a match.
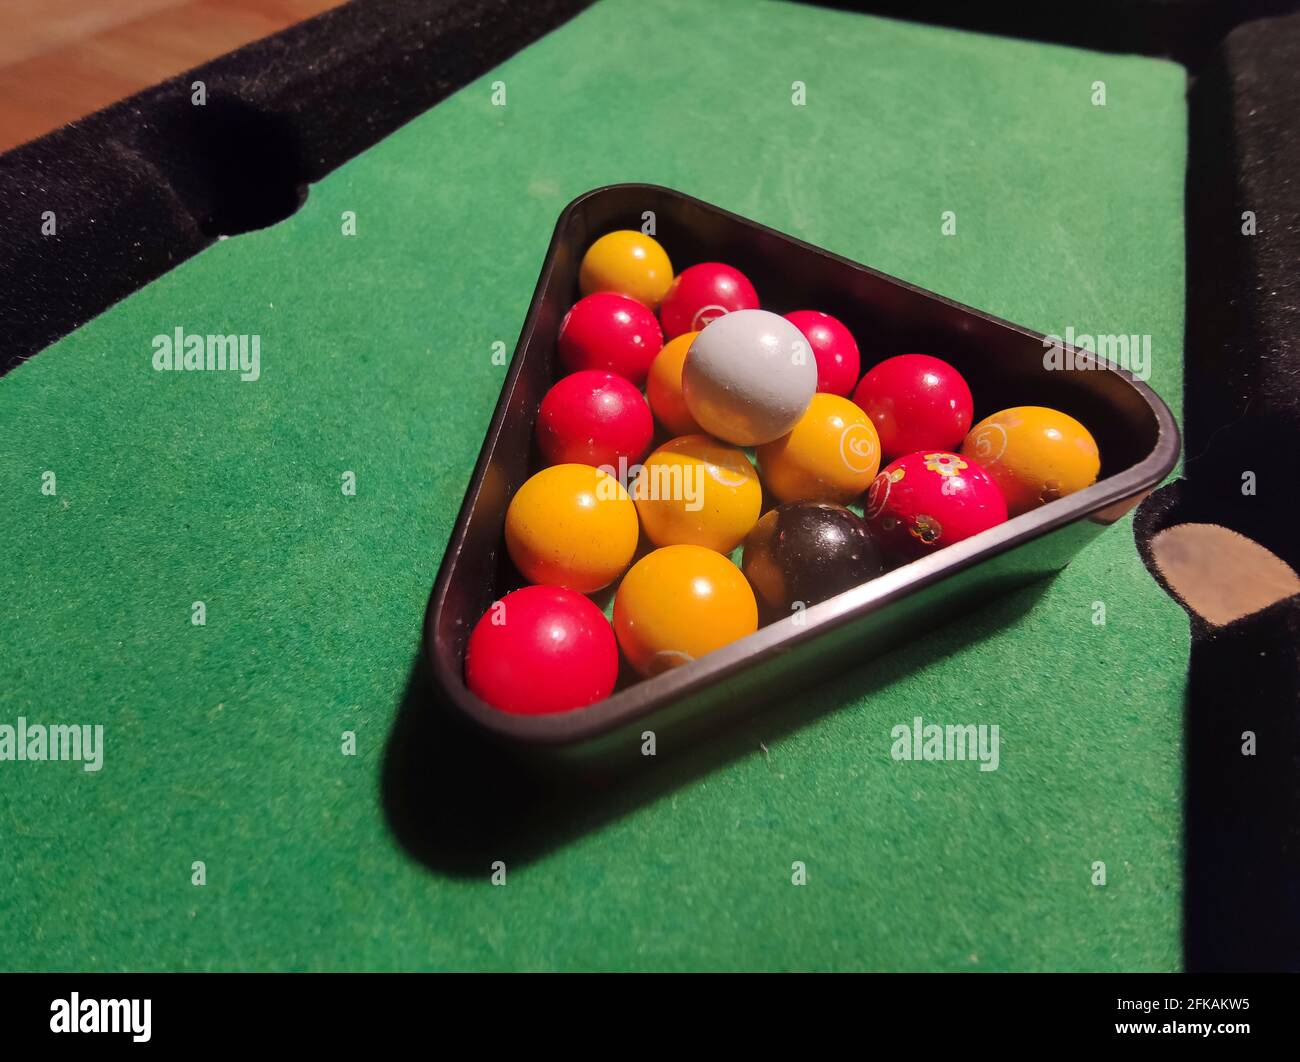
[579,230,674,310]
[756,393,881,505]
[504,463,639,592]
[632,434,762,553]
[613,544,758,676]
[960,405,1100,516]
[645,331,703,436]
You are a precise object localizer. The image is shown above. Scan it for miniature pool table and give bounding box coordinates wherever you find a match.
[0,0,1208,971]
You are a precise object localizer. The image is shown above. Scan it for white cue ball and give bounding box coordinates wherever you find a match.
[682,309,818,446]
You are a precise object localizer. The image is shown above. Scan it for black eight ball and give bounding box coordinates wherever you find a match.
[741,501,884,622]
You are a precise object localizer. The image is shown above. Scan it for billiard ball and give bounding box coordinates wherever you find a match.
[960,405,1101,516]
[613,544,758,676]
[682,310,817,446]
[465,585,618,714]
[756,393,881,505]
[742,502,884,622]
[632,434,763,553]
[504,463,639,592]
[864,451,1007,559]
[645,331,703,436]
[852,354,974,460]
[536,370,654,470]
[579,230,674,309]
[659,262,760,338]
[558,291,664,386]
[783,310,861,397]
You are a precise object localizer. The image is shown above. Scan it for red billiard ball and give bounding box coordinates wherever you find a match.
[659,262,759,338]
[535,370,654,471]
[465,585,619,715]
[864,451,1007,559]
[783,310,861,397]
[558,291,664,386]
[852,354,974,460]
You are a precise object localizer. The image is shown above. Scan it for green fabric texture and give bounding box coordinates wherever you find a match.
[0,0,1187,970]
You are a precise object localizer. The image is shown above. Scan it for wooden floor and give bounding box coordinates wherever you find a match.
[0,0,343,152]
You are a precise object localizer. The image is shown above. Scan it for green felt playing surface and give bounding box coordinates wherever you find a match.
[0,0,1187,970]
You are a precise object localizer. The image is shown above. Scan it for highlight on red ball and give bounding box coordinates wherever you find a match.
[465,586,619,715]
[852,353,974,459]
[659,262,760,338]
[783,310,861,397]
[557,290,663,386]
[536,370,654,470]
[864,450,1007,559]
